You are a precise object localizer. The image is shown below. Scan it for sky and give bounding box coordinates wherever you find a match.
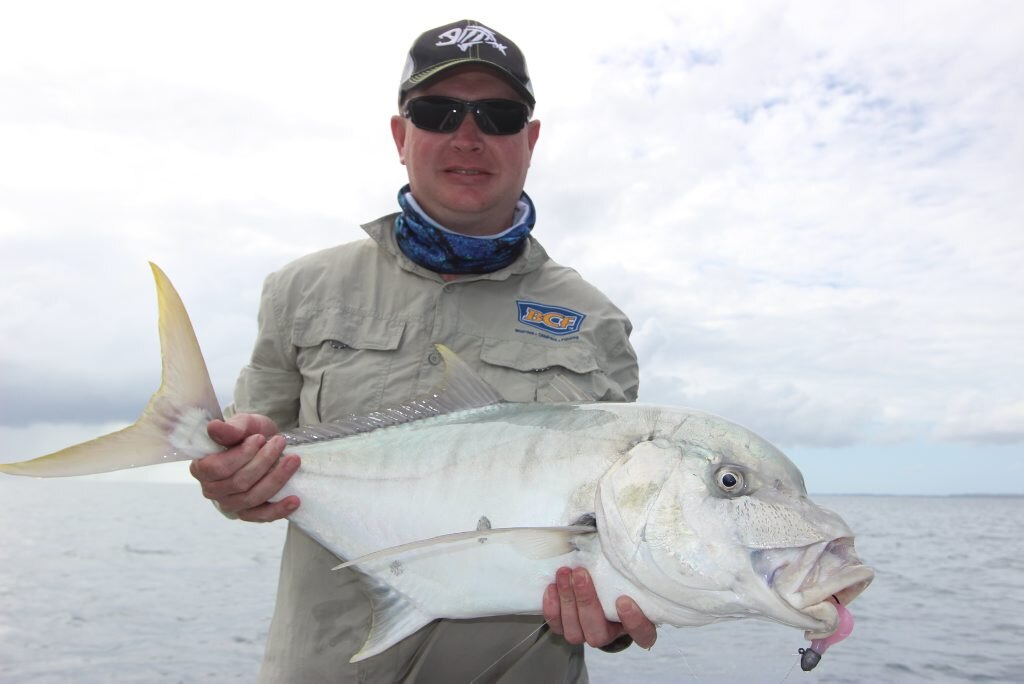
[0,1,1021,495]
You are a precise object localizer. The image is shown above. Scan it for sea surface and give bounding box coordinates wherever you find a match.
[0,481,1021,683]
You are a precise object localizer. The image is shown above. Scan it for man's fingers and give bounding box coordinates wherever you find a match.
[206,418,247,447]
[219,453,301,513]
[555,567,584,644]
[543,583,563,634]
[236,495,300,523]
[200,435,286,498]
[616,596,658,649]
[572,567,621,647]
[546,567,654,651]
[191,412,293,523]
[229,435,290,492]
[192,433,268,485]
[207,414,278,448]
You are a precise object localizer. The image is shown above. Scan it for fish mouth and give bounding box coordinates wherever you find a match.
[754,537,874,638]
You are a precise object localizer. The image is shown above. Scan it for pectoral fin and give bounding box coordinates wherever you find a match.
[333,525,597,571]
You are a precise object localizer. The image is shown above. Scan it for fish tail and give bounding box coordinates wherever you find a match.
[0,263,224,477]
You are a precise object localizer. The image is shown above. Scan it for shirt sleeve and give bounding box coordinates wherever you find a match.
[603,323,640,403]
[227,271,303,430]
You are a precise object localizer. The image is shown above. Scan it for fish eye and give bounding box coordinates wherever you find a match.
[716,468,744,494]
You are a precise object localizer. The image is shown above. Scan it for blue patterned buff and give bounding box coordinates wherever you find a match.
[394,185,536,274]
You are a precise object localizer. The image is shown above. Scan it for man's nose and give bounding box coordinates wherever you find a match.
[450,111,484,152]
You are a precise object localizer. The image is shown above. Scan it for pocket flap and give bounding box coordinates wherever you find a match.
[291,309,405,350]
[480,337,600,375]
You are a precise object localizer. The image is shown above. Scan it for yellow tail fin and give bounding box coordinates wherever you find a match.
[0,263,224,477]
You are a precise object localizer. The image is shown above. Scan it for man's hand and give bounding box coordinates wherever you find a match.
[543,566,657,651]
[189,413,301,522]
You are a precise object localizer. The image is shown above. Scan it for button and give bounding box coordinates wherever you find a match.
[328,340,349,350]
[427,351,442,366]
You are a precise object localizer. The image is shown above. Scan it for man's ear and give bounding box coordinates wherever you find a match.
[390,115,407,165]
[526,119,541,153]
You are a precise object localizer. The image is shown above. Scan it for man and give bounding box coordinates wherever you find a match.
[191,19,656,682]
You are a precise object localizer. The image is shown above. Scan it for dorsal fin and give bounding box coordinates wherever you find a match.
[282,344,505,446]
[546,374,597,403]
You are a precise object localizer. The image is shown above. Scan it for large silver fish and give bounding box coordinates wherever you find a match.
[1,264,873,665]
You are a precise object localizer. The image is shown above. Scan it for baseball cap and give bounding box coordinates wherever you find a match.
[399,19,535,107]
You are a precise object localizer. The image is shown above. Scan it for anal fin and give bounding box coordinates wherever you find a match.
[350,572,434,662]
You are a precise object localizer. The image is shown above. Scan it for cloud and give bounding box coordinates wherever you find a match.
[935,397,1024,445]
[0,1,1022,488]
[528,1,1024,449]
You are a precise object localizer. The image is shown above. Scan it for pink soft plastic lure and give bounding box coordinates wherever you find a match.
[799,597,854,671]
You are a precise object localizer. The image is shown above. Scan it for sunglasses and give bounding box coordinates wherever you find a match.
[403,96,531,135]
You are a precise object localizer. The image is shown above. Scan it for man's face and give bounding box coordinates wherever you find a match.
[391,67,541,236]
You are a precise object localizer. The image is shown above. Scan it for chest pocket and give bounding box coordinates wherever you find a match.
[477,338,614,403]
[291,310,406,424]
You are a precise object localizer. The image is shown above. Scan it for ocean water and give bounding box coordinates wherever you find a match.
[0,481,1021,683]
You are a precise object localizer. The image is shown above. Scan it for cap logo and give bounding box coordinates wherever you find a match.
[436,26,508,55]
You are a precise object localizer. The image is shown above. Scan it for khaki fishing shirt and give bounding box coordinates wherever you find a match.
[230,213,639,683]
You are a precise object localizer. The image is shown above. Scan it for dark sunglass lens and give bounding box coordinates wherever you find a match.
[475,100,529,135]
[409,97,465,132]
[407,97,527,135]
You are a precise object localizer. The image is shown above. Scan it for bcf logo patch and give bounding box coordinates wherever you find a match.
[516,301,586,336]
